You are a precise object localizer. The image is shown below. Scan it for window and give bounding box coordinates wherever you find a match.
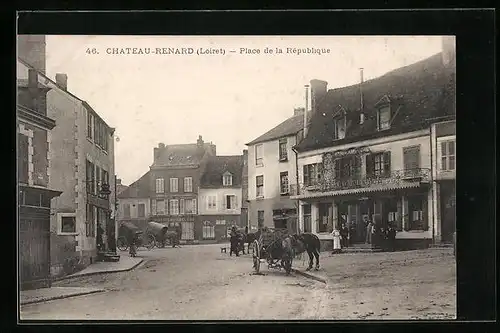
[333,117,346,140]
[92,206,97,237]
[123,204,130,218]
[18,133,29,184]
[303,204,312,233]
[440,140,455,171]
[184,177,193,192]
[255,144,263,166]
[257,210,265,228]
[279,138,288,161]
[280,171,289,194]
[102,170,109,187]
[202,221,215,239]
[366,152,391,178]
[169,199,179,215]
[138,203,145,218]
[94,118,100,146]
[184,198,197,214]
[403,146,421,177]
[170,178,179,192]
[59,214,76,234]
[303,163,323,186]
[256,175,264,198]
[216,220,226,225]
[377,106,391,130]
[155,178,165,193]
[86,160,95,194]
[223,172,233,186]
[408,195,426,230]
[207,196,217,210]
[87,111,94,140]
[85,204,97,237]
[225,195,237,210]
[156,199,166,215]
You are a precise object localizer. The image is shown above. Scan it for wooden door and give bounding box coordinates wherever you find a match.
[181,222,194,240]
[19,215,51,289]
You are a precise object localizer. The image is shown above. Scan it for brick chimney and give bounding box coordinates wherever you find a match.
[197,135,204,146]
[55,73,68,90]
[17,35,46,74]
[310,79,328,114]
[27,69,38,110]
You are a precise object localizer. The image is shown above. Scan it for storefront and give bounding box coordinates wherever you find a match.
[298,184,431,250]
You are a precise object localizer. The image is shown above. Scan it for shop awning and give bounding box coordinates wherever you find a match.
[290,181,425,200]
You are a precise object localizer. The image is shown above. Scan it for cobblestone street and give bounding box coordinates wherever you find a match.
[20,245,456,320]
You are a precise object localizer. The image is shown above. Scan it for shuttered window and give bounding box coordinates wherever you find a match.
[403,146,420,171]
[366,152,391,178]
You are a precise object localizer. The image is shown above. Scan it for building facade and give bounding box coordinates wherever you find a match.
[198,155,244,242]
[246,108,305,233]
[17,65,62,290]
[292,42,455,250]
[18,54,117,277]
[117,172,151,231]
[431,119,456,244]
[241,149,249,230]
[148,136,215,243]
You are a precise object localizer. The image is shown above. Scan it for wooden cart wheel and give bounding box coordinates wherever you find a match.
[252,239,261,274]
[145,234,156,250]
[117,237,128,251]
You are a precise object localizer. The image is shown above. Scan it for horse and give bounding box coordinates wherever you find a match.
[260,234,295,275]
[291,233,321,271]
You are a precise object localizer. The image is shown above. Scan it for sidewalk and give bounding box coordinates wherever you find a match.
[57,254,144,280]
[21,287,105,306]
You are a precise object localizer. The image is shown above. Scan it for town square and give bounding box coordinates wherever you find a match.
[17,34,456,321]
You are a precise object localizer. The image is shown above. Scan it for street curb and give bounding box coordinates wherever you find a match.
[292,268,327,284]
[21,289,106,306]
[54,259,145,281]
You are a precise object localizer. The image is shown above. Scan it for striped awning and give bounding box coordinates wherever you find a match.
[290,181,425,200]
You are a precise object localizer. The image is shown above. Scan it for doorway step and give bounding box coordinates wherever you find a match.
[342,243,383,253]
[429,242,454,249]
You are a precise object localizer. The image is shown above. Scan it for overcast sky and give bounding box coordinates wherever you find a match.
[45,35,443,185]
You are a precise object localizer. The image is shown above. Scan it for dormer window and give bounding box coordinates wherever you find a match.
[333,116,346,140]
[377,106,391,131]
[223,171,233,186]
[332,106,347,140]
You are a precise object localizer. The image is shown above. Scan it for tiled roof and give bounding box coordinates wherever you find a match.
[200,155,243,188]
[295,52,456,152]
[153,143,212,167]
[246,114,305,146]
[118,172,150,198]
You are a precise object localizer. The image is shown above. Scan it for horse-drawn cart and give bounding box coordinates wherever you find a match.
[252,227,293,275]
[147,221,179,248]
[117,222,155,252]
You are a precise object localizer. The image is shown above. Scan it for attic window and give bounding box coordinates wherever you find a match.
[223,172,233,186]
[333,116,346,140]
[377,106,391,131]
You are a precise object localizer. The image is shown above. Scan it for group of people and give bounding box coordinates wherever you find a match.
[332,216,397,252]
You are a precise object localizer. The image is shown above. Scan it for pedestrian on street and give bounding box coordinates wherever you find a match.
[365,219,373,244]
[340,223,349,248]
[386,223,397,252]
[331,228,341,254]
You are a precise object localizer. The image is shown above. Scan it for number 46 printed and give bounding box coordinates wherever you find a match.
[86,48,99,55]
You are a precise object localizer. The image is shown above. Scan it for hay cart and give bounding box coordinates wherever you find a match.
[252,227,292,275]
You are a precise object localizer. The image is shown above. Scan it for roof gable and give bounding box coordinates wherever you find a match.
[118,172,150,198]
[246,114,304,146]
[200,155,243,188]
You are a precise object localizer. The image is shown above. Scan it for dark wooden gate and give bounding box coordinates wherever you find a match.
[19,207,51,290]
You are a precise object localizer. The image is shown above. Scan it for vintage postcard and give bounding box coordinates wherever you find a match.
[17,35,456,321]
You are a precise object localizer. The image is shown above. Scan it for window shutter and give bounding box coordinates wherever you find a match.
[383,151,391,177]
[193,199,197,214]
[366,154,374,177]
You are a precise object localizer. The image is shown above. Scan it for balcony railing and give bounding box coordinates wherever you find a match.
[290,168,430,195]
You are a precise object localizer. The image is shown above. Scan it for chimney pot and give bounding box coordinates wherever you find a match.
[55,73,68,90]
[158,142,165,148]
